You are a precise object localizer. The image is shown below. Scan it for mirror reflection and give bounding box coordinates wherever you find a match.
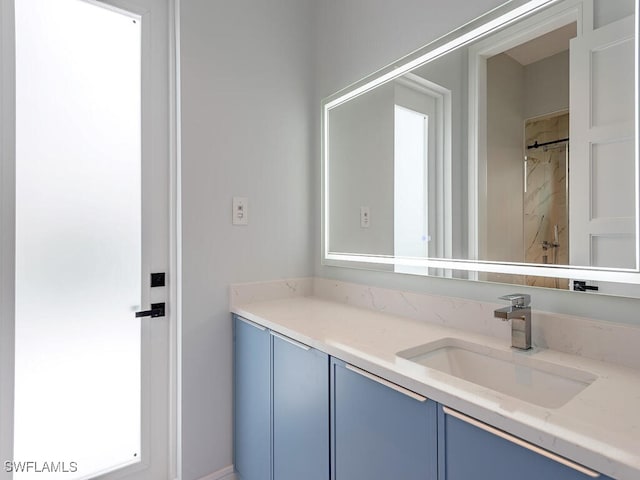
[325,0,638,291]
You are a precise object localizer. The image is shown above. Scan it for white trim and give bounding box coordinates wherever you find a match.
[196,465,236,480]
[324,252,640,284]
[635,0,640,271]
[0,0,15,473]
[169,0,181,478]
[321,102,330,268]
[396,73,453,262]
[140,4,154,474]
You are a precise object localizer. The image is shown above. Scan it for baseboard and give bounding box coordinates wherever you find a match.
[196,465,236,480]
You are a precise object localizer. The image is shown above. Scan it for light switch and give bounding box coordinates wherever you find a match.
[233,197,249,225]
[360,206,370,228]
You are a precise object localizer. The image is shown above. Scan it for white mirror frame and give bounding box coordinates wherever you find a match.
[322,0,640,286]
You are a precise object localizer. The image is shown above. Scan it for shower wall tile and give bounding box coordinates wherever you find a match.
[524,113,569,288]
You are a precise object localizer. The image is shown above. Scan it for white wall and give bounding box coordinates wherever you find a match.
[179,1,313,478]
[313,0,640,323]
[524,50,569,119]
[329,83,395,255]
[413,49,469,258]
[486,53,525,263]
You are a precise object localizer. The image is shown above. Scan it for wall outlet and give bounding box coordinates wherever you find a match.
[233,197,249,225]
[360,206,370,228]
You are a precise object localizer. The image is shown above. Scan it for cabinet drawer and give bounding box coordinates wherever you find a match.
[331,358,437,480]
[272,332,329,480]
[234,316,330,480]
[233,316,271,480]
[438,405,611,480]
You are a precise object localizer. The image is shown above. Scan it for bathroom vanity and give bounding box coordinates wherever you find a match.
[232,1,640,478]
[230,279,640,480]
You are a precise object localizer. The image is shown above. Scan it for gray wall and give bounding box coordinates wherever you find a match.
[329,83,395,255]
[180,0,313,478]
[594,0,635,29]
[524,50,569,119]
[313,0,640,324]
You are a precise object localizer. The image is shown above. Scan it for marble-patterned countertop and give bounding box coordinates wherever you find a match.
[232,295,640,480]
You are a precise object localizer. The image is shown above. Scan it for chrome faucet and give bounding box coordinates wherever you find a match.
[494,294,531,350]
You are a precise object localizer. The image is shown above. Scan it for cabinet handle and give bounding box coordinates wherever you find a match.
[345,364,427,403]
[442,407,600,478]
[236,316,266,331]
[270,331,311,351]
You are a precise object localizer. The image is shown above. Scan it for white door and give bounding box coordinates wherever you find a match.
[569,14,636,273]
[1,0,176,479]
[393,74,452,275]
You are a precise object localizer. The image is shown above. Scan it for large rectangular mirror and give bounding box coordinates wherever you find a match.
[322,0,640,297]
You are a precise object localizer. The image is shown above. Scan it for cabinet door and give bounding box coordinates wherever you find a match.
[233,315,271,480]
[331,358,437,480]
[438,405,611,480]
[272,332,329,480]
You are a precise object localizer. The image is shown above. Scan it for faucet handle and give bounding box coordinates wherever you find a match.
[499,293,531,308]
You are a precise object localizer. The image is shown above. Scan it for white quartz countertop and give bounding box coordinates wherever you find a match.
[232,296,640,480]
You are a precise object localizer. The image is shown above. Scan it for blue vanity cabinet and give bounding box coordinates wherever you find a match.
[235,315,612,480]
[234,315,329,480]
[438,405,612,480]
[272,332,329,480]
[233,315,271,480]
[331,358,438,480]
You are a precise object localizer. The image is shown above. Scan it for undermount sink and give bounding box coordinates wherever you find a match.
[396,338,596,408]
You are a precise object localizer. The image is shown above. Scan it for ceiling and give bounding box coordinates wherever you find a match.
[504,22,577,66]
